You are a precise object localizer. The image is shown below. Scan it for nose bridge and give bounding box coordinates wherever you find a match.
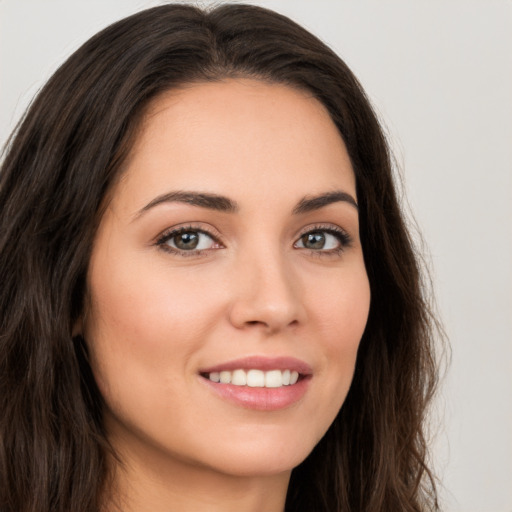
[228,238,304,332]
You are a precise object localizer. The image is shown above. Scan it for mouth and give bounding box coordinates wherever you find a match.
[200,368,303,388]
[198,356,312,411]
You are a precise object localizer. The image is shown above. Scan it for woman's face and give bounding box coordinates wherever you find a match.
[83,79,370,478]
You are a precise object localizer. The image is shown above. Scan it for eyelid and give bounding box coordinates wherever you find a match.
[154,223,224,255]
[294,223,353,252]
[296,223,351,240]
[153,222,352,257]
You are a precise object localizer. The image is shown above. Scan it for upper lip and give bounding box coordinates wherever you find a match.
[199,356,313,375]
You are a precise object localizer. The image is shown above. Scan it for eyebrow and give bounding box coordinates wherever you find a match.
[292,191,358,214]
[135,189,357,219]
[135,191,239,219]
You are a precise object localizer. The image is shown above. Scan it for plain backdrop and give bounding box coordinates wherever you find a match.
[1,1,511,511]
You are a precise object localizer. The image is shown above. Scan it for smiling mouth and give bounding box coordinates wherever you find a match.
[201,369,302,388]
[199,358,312,410]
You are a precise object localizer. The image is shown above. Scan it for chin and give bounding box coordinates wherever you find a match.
[207,450,308,478]
[192,426,323,478]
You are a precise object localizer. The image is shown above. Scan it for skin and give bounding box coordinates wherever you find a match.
[82,79,371,512]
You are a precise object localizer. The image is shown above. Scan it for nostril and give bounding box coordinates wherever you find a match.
[227,279,305,332]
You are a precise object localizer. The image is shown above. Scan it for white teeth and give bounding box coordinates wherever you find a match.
[219,371,231,384]
[206,369,302,388]
[247,369,265,387]
[265,370,282,388]
[231,369,247,386]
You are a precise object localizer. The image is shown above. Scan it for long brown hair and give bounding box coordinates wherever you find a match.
[0,4,441,511]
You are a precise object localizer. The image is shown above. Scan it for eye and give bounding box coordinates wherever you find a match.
[156,227,221,254]
[294,227,351,253]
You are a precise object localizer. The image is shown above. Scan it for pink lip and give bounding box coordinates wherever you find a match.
[199,356,312,412]
[199,356,313,375]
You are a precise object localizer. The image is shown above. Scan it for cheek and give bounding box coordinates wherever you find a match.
[83,256,222,396]
[307,266,370,399]
[313,266,370,348]
[82,262,230,449]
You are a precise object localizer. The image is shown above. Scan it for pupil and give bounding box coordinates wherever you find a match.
[303,232,325,249]
[175,232,199,250]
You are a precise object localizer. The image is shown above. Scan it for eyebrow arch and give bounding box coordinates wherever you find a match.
[135,191,239,219]
[293,191,358,214]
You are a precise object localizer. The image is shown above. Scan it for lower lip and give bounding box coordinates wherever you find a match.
[200,376,311,411]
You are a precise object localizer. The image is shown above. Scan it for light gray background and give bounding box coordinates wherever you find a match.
[1,1,511,510]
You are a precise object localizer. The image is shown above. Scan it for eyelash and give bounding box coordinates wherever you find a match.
[155,224,352,257]
[294,224,352,257]
[155,225,220,257]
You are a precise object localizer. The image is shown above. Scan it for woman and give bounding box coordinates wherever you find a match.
[0,4,440,511]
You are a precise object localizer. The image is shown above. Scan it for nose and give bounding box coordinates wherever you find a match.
[227,248,306,334]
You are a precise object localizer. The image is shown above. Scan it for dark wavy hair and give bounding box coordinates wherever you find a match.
[0,4,441,511]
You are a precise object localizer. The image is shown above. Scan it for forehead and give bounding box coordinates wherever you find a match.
[115,79,356,213]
